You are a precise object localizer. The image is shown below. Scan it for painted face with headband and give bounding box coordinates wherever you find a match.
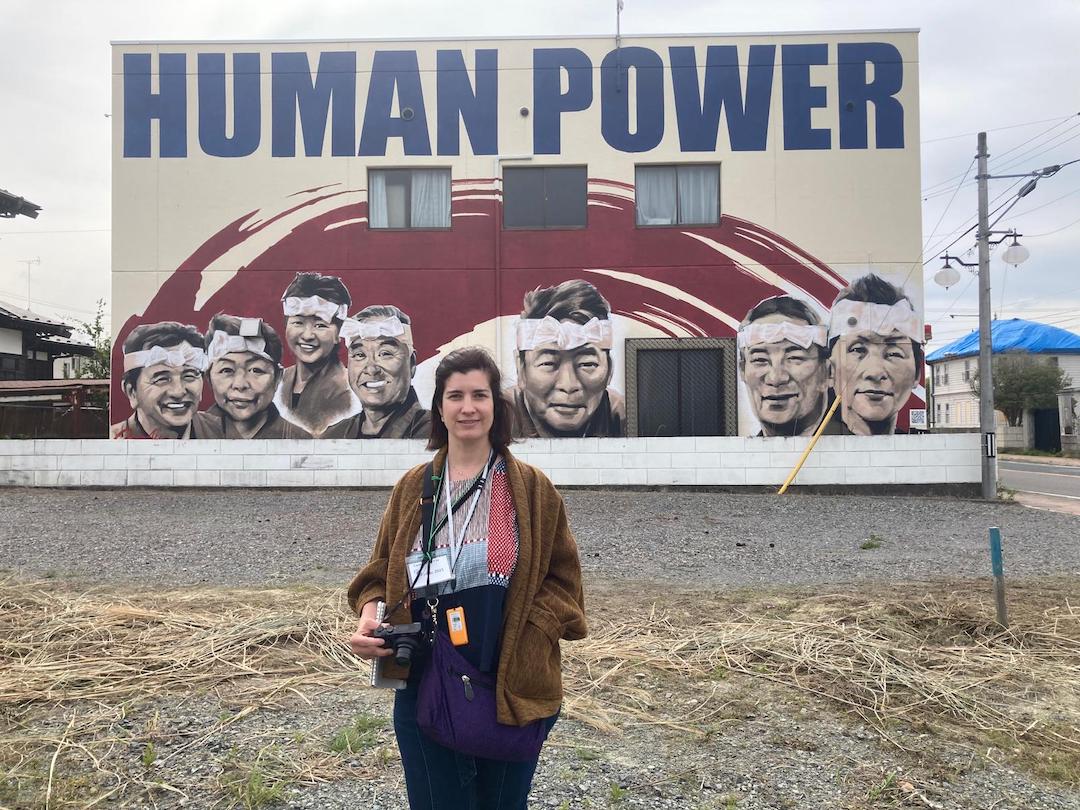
[282,293,347,366]
[341,312,416,412]
[828,294,921,434]
[206,318,281,425]
[738,306,829,436]
[122,334,208,436]
[516,315,614,435]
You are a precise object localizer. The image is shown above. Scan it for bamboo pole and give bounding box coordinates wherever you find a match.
[777,397,841,495]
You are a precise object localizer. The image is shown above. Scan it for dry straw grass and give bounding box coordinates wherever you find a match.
[564,588,1080,753]
[2,577,1080,805]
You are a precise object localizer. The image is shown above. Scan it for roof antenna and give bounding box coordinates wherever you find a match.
[615,0,624,93]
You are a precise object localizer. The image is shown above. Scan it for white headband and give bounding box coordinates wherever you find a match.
[282,295,348,322]
[516,316,613,351]
[123,341,209,373]
[206,326,273,365]
[339,315,414,347]
[737,321,827,351]
[828,299,922,344]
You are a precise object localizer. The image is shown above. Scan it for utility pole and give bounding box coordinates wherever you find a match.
[939,136,1070,498]
[976,132,996,500]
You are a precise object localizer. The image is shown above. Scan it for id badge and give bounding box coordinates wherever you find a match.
[407,551,454,590]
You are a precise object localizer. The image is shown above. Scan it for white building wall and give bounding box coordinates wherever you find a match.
[929,353,1080,443]
[0,434,981,488]
[0,327,22,356]
[1056,355,1080,388]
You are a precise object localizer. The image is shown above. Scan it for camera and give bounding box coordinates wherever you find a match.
[373,622,427,667]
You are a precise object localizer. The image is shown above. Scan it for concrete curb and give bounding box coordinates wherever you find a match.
[1000,453,1080,468]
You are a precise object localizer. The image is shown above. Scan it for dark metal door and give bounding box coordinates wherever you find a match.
[1032,408,1061,453]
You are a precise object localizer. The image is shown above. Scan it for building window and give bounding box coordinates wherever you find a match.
[635,164,720,226]
[963,360,971,381]
[944,403,950,424]
[625,338,737,437]
[368,168,451,229]
[936,403,941,423]
[503,166,587,228]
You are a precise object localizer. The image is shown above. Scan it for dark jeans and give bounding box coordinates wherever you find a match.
[393,679,558,810]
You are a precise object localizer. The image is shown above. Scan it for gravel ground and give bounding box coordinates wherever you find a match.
[3,486,1080,809]
[1,488,1079,588]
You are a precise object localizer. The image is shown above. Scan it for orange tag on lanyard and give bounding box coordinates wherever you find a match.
[446,606,469,646]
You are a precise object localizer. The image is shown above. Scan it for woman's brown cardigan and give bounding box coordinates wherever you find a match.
[348,448,587,726]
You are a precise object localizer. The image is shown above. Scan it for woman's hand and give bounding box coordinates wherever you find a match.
[349,600,394,660]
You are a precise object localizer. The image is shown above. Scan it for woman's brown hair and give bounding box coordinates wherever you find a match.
[427,347,514,453]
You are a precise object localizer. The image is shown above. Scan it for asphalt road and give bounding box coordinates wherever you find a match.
[1000,458,1080,501]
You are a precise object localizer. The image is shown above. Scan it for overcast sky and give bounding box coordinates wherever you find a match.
[1,0,1078,349]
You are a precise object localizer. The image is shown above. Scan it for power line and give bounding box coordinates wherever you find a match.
[1025,212,1080,237]
[990,114,1080,166]
[1009,183,1080,220]
[921,113,1079,195]
[991,124,1080,175]
[920,112,1080,146]
[922,181,1022,264]
[921,157,975,257]
[0,290,108,320]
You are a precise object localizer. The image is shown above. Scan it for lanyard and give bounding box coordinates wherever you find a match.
[442,451,493,572]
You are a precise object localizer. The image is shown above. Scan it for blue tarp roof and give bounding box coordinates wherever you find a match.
[926,318,1080,362]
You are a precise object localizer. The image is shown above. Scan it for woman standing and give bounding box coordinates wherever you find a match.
[348,347,586,810]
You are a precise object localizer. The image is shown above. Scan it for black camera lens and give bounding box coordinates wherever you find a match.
[393,636,419,667]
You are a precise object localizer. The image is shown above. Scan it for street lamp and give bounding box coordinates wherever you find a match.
[0,189,41,219]
[934,132,1040,500]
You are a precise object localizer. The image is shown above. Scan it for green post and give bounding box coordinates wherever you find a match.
[989,527,1008,628]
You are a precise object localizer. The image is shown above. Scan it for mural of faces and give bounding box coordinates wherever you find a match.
[518,346,612,434]
[209,352,279,425]
[739,276,923,437]
[284,314,339,366]
[739,304,828,437]
[114,322,209,439]
[126,364,203,434]
[831,332,918,434]
[348,334,414,413]
[510,279,625,438]
[826,275,922,436]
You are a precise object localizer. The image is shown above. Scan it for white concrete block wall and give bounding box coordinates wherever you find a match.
[0,434,982,488]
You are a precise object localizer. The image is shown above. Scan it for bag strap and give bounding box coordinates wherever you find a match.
[420,461,436,558]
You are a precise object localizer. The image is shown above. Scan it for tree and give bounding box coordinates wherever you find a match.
[970,352,1071,427]
[77,299,111,408]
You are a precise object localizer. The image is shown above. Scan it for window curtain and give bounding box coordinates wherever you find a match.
[677,165,720,224]
[368,171,388,228]
[635,167,677,225]
[411,169,451,228]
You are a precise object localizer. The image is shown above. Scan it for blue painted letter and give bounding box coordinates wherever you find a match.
[359,51,432,157]
[437,49,498,156]
[601,47,664,153]
[838,42,904,149]
[670,45,774,152]
[533,48,593,155]
[198,53,261,158]
[123,53,187,158]
[782,44,831,150]
[271,51,357,158]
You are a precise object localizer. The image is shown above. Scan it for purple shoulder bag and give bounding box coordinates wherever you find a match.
[413,462,550,762]
[416,631,549,761]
